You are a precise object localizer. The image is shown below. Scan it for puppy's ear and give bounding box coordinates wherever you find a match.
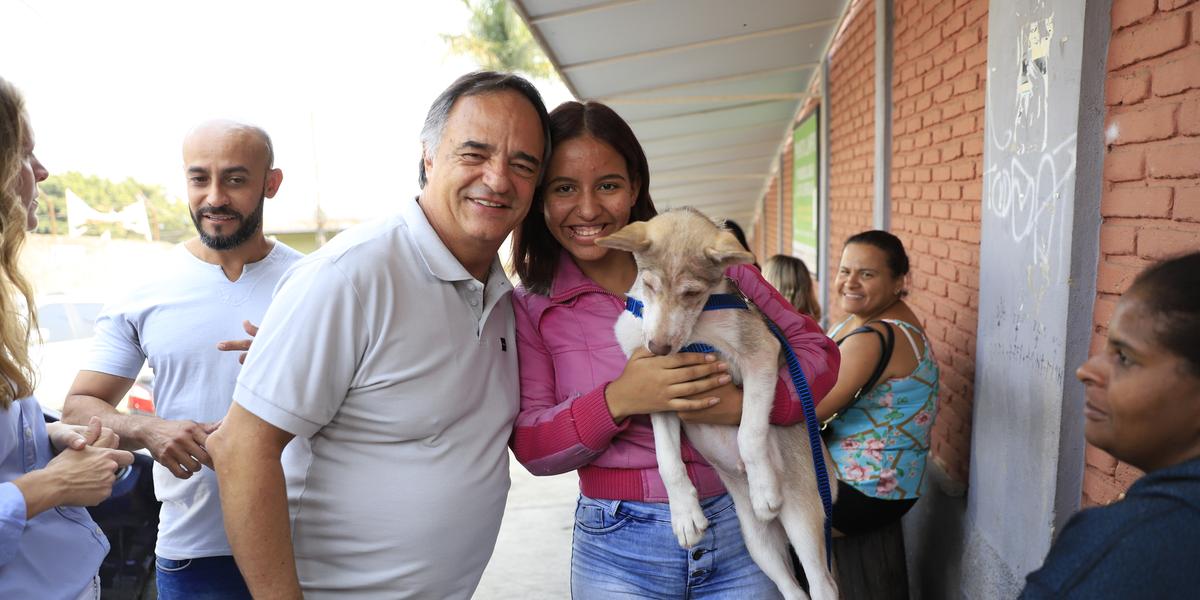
[705,231,755,266]
[596,221,651,253]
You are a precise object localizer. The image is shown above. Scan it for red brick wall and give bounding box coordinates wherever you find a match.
[1084,0,1200,506]
[826,0,877,324]
[890,0,988,483]
[751,206,763,260]
[764,175,781,256]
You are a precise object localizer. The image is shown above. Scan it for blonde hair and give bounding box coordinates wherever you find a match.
[0,77,38,409]
[764,254,821,322]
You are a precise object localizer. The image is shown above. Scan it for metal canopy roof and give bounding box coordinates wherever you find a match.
[513,0,849,225]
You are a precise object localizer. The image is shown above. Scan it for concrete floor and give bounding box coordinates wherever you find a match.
[475,453,578,599]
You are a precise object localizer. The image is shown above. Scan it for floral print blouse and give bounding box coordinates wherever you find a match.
[825,318,939,500]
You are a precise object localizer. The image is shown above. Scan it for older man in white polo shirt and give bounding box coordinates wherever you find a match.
[208,71,551,599]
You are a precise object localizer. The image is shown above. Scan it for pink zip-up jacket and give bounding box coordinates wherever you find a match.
[512,255,840,502]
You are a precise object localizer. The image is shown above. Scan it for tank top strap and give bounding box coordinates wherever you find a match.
[879,319,928,360]
[828,316,855,338]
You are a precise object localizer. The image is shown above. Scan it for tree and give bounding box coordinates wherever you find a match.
[443,0,555,79]
[34,172,194,243]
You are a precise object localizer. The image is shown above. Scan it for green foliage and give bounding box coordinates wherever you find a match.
[34,172,194,243]
[443,0,555,79]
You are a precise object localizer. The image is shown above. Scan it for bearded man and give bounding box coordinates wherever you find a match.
[63,120,302,600]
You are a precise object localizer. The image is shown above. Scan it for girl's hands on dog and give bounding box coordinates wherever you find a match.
[679,382,743,426]
[605,348,731,423]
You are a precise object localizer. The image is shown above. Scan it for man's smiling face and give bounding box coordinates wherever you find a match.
[183,122,279,250]
[419,90,545,256]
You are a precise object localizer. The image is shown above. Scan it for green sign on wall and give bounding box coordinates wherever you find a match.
[792,110,819,273]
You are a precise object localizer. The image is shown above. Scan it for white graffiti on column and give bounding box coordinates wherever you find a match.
[984,9,1074,307]
[984,134,1077,261]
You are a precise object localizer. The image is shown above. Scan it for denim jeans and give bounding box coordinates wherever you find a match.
[155,555,252,600]
[571,494,783,599]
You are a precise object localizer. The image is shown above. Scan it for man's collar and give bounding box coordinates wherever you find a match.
[400,196,474,283]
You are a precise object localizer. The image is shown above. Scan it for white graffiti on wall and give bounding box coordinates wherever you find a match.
[984,8,1075,307]
[984,134,1077,296]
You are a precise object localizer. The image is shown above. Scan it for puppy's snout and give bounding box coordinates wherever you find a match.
[648,340,673,356]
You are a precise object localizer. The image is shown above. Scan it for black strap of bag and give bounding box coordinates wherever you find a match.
[839,321,896,401]
[823,321,896,432]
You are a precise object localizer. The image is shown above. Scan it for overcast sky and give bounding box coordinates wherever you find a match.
[1,0,572,229]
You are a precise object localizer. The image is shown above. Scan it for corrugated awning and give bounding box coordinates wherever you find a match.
[513,0,848,224]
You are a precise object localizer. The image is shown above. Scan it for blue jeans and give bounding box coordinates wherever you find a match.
[571,494,782,599]
[155,555,252,600]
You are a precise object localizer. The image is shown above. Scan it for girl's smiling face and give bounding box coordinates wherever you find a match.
[542,135,637,266]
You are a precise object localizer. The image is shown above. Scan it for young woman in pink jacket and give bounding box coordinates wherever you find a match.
[509,100,841,599]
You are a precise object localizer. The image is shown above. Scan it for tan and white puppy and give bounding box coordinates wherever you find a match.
[597,208,837,600]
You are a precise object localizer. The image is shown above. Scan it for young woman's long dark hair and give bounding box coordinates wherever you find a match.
[510,101,657,295]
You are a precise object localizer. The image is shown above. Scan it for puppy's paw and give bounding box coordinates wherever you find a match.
[671,503,709,548]
[749,476,783,521]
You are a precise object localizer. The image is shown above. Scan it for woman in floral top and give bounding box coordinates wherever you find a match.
[817,230,939,535]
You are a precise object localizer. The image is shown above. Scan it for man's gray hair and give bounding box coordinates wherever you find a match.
[418,71,552,188]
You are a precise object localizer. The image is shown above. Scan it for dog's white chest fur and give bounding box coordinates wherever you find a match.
[611,295,837,600]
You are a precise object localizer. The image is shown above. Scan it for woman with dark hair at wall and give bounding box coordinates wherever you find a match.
[1021,251,1200,598]
[0,77,133,599]
[509,100,840,597]
[764,254,822,323]
[818,230,939,535]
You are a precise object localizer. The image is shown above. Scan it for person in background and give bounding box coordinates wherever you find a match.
[0,76,134,600]
[764,254,822,323]
[63,119,302,599]
[722,219,759,269]
[818,230,938,535]
[509,100,840,598]
[1021,251,1200,598]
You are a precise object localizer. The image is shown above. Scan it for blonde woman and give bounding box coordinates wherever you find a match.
[764,254,822,322]
[0,77,133,600]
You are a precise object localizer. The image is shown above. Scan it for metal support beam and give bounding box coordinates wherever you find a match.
[597,64,817,101]
[527,0,640,24]
[606,93,813,105]
[873,0,893,231]
[561,19,840,72]
[778,153,786,255]
[818,58,832,327]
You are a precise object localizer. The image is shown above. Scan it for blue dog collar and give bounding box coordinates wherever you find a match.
[623,293,747,354]
[623,293,747,319]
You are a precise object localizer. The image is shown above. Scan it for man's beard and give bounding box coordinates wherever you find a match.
[191,194,265,251]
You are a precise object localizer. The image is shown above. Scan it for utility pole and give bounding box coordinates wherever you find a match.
[48,198,58,235]
[310,111,327,248]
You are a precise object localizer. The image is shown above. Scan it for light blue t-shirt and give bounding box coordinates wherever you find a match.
[84,241,302,559]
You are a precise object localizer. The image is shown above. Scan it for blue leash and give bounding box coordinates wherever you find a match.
[624,291,834,569]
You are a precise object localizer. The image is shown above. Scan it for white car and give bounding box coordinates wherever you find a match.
[28,295,154,417]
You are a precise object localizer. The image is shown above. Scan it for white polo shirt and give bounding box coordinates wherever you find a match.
[234,197,519,599]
